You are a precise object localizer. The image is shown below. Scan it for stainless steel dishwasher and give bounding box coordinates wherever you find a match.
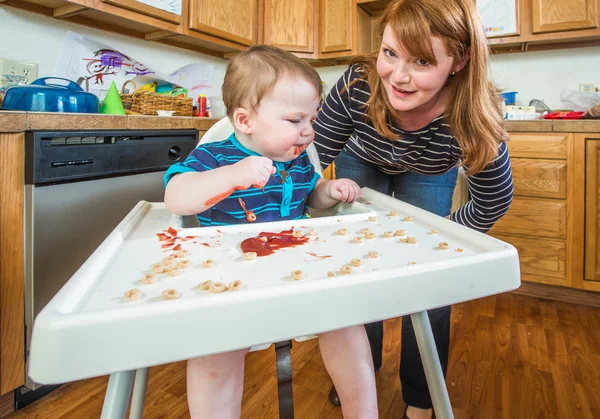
[23,129,198,392]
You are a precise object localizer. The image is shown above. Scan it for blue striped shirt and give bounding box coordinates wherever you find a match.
[164,133,320,226]
[313,64,513,234]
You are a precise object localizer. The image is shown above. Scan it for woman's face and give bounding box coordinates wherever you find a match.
[376,25,459,116]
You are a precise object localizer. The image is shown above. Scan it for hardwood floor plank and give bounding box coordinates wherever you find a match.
[3,294,600,419]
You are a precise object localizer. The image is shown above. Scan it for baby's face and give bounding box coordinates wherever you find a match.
[248,75,321,162]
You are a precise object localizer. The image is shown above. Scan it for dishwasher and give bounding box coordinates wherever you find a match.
[23,129,198,394]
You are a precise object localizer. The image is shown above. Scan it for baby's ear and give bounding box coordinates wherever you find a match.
[232,108,252,134]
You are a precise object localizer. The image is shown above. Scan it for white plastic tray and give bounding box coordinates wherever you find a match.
[28,188,520,385]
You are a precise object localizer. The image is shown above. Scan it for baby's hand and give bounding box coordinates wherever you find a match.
[326,178,361,203]
[232,156,276,188]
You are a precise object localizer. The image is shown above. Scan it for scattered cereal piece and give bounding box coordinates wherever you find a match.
[353,236,364,244]
[327,271,336,277]
[365,232,376,240]
[228,280,242,291]
[124,288,141,301]
[198,280,213,290]
[162,256,177,266]
[340,265,352,275]
[395,230,407,237]
[309,229,317,236]
[439,242,450,250]
[351,258,363,267]
[368,216,377,222]
[389,211,399,216]
[201,259,215,268]
[360,227,371,234]
[400,236,418,244]
[337,228,348,236]
[167,267,181,277]
[151,264,165,274]
[243,252,257,261]
[456,248,464,253]
[142,273,157,284]
[429,229,438,235]
[383,231,394,238]
[368,251,380,258]
[292,229,305,238]
[407,261,417,265]
[208,282,227,293]
[161,289,180,300]
[178,259,190,268]
[291,270,305,280]
[176,250,190,258]
[403,216,414,222]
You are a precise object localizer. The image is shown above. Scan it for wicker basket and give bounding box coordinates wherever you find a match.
[120,81,193,116]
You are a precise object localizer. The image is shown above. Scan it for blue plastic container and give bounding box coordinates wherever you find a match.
[1,77,99,113]
[500,91,517,106]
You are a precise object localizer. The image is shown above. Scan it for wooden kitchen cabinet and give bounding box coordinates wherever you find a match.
[263,0,316,54]
[583,137,600,291]
[488,133,579,288]
[100,0,182,24]
[188,0,259,46]
[531,0,597,34]
[0,133,25,395]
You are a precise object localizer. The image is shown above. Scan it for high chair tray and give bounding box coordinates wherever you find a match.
[28,188,520,384]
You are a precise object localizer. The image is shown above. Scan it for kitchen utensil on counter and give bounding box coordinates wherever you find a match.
[1,77,99,113]
[529,98,551,113]
[542,111,587,120]
[500,91,517,106]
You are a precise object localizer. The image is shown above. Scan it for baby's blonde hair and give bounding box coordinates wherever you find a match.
[222,45,323,119]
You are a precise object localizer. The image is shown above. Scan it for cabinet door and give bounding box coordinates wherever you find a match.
[320,0,353,54]
[531,0,598,33]
[585,139,600,282]
[189,0,258,46]
[264,0,315,53]
[102,0,182,24]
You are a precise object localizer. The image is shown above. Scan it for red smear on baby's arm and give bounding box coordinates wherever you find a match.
[204,183,267,207]
[241,229,309,257]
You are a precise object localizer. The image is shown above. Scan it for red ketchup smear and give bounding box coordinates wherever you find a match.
[204,182,267,207]
[306,252,332,260]
[241,229,309,257]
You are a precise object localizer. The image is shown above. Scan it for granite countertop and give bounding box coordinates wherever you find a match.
[0,111,221,132]
[1,111,600,133]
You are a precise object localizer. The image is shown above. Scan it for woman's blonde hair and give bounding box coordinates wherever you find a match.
[223,45,323,119]
[351,0,507,175]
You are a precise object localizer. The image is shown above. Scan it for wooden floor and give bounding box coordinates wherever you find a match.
[6,293,600,418]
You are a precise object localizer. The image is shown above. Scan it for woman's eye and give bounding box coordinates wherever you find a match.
[383,48,396,58]
[416,58,429,66]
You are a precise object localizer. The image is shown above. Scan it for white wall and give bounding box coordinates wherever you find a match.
[316,47,600,110]
[0,6,228,97]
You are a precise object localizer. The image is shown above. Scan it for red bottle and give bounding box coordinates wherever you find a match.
[198,94,207,117]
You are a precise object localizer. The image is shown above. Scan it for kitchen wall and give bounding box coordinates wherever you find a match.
[2,5,599,110]
[0,6,228,98]
[317,46,600,110]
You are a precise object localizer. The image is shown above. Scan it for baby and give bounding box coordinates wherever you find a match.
[164,45,378,418]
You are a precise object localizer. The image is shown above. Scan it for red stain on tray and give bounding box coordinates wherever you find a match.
[306,252,332,260]
[241,229,309,257]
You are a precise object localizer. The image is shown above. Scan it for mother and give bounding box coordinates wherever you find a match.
[312,0,514,418]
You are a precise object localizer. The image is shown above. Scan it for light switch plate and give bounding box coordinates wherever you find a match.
[0,58,39,86]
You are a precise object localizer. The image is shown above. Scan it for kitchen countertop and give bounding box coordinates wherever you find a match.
[1,111,600,133]
[0,111,221,132]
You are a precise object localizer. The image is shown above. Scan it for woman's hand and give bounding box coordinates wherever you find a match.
[325,178,362,203]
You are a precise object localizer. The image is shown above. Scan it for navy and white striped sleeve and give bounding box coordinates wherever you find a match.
[163,145,218,187]
[451,141,513,234]
[313,66,357,169]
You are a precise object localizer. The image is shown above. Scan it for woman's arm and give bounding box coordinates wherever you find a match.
[313,66,359,169]
[450,141,514,233]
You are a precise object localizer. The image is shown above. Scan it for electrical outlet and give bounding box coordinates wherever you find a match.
[579,83,595,93]
[0,59,39,86]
